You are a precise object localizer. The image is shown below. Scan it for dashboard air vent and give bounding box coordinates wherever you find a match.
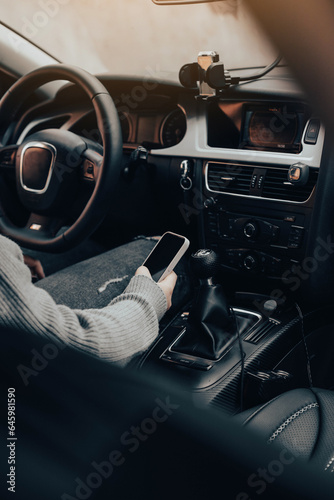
[262,168,318,202]
[207,162,253,195]
[206,161,318,203]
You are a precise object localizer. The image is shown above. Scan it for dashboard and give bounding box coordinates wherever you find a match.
[18,79,188,152]
[69,105,187,150]
[13,69,325,302]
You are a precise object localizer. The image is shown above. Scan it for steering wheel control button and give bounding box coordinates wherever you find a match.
[20,142,56,194]
[83,160,95,180]
[0,147,17,168]
[304,119,321,145]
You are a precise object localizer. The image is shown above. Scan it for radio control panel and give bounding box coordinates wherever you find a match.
[204,204,307,277]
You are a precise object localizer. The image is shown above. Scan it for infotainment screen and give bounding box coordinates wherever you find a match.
[207,101,310,153]
[240,103,308,153]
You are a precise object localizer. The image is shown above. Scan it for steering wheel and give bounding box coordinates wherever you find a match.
[0,64,122,251]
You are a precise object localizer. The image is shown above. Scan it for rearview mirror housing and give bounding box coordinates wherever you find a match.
[152,0,220,5]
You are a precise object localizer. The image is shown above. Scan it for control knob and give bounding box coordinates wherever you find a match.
[244,221,259,239]
[243,254,258,271]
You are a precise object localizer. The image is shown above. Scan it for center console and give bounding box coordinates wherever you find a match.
[139,279,302,414]
[201,99,322,289]
[146,74,326,414]
[203,173,314,281]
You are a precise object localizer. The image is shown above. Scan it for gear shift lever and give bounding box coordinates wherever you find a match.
[174,249,237,360]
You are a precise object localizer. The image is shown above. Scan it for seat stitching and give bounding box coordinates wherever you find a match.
[267,402,319,443]
[325,456,334,472]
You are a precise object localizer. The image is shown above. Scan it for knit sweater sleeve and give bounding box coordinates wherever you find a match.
[0,236,167,366]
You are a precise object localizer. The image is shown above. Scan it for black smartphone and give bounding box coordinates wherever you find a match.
[142,232,190,282]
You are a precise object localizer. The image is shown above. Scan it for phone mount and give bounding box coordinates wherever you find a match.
[179,51,236,98]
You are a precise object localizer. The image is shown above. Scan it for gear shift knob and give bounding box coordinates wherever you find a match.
[190,249,220,281]
[174,247,236,360]
[174,248,256,361]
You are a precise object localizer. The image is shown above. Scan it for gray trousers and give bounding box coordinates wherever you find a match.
[36,236,192,324]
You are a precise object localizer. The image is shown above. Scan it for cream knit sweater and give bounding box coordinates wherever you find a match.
[0,235,167,366]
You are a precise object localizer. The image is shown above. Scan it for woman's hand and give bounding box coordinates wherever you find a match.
[23,254,45,281]
[135,266,177,310]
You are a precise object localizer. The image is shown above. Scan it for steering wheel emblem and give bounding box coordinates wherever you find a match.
[20,141,57,194]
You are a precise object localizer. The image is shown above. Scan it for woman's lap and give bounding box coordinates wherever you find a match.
[36,237,192,315]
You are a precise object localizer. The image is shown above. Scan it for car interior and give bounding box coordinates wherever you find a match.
[1,0,334,498]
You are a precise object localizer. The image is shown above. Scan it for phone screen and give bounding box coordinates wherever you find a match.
[143,233,188,282]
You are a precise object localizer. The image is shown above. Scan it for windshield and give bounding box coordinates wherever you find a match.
[1,0,276,80]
